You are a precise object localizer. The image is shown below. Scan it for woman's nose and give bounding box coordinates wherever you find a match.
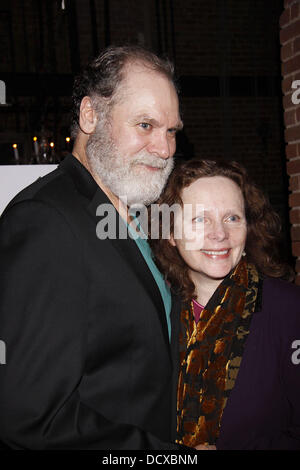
[206,221,228,241]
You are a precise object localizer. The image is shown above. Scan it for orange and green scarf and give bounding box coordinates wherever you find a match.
[176,259,262,447]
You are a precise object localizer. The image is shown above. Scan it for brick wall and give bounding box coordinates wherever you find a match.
[280,0,300,284]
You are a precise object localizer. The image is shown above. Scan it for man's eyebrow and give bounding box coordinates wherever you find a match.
[173,119,184,131]
[131,114,184,131]
[134,115,159,125]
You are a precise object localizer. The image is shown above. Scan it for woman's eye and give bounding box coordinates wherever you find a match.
[194,216,205,223]
[227,215,240,222]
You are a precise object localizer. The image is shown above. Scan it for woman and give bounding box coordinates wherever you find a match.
[150,159,300,450]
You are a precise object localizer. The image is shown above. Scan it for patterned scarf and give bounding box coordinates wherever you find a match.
[176,259,262,447]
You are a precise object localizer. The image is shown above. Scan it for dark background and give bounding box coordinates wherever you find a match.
[0,0,292,260]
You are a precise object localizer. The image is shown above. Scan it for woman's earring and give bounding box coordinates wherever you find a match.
[242,251,246,257]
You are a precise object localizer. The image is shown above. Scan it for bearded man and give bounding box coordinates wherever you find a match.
[0,46,183,449]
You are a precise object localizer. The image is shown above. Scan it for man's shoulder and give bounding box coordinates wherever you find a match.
[6,166,67,208]
[0,168,76,236]
[3,155,93,216]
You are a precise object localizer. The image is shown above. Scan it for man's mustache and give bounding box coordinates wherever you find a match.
[130,153,172,169]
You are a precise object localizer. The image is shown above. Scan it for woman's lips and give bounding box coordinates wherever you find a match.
[200,249,230,260]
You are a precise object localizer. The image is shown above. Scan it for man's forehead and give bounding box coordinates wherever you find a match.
[112,64,181,126]
[119,62,177,97]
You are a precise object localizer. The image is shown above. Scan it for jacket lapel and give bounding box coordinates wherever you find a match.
[58,156,170,350]
[86,186,171,349]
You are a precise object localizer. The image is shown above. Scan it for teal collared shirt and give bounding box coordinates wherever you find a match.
[127,219,172,342]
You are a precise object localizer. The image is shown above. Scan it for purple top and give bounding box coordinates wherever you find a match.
[215,277,300,450]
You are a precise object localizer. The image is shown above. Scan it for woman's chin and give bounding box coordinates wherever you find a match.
[203,265,233,281]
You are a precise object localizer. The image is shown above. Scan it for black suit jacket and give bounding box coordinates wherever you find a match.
[0,155,180,450]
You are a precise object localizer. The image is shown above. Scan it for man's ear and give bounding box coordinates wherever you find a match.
[79,96,98,134]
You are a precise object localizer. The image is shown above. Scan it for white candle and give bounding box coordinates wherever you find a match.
[12,144,19,162]
[33,137,39,156]
[50,142,55,158]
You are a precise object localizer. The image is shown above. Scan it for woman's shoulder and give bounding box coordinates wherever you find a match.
[260,276,300,330]
[262,277,300,305]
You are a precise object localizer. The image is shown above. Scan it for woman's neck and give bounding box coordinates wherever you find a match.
[190,271,223,306]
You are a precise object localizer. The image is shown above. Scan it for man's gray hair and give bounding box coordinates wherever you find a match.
[70,45,178,139]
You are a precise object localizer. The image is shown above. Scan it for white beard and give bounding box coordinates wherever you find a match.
[86,120,174,206]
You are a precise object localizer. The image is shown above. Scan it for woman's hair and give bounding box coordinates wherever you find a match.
[149,158,294,301]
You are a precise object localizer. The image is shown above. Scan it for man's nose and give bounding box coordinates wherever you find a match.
[206,221,228,241]
[148,133,173,160]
